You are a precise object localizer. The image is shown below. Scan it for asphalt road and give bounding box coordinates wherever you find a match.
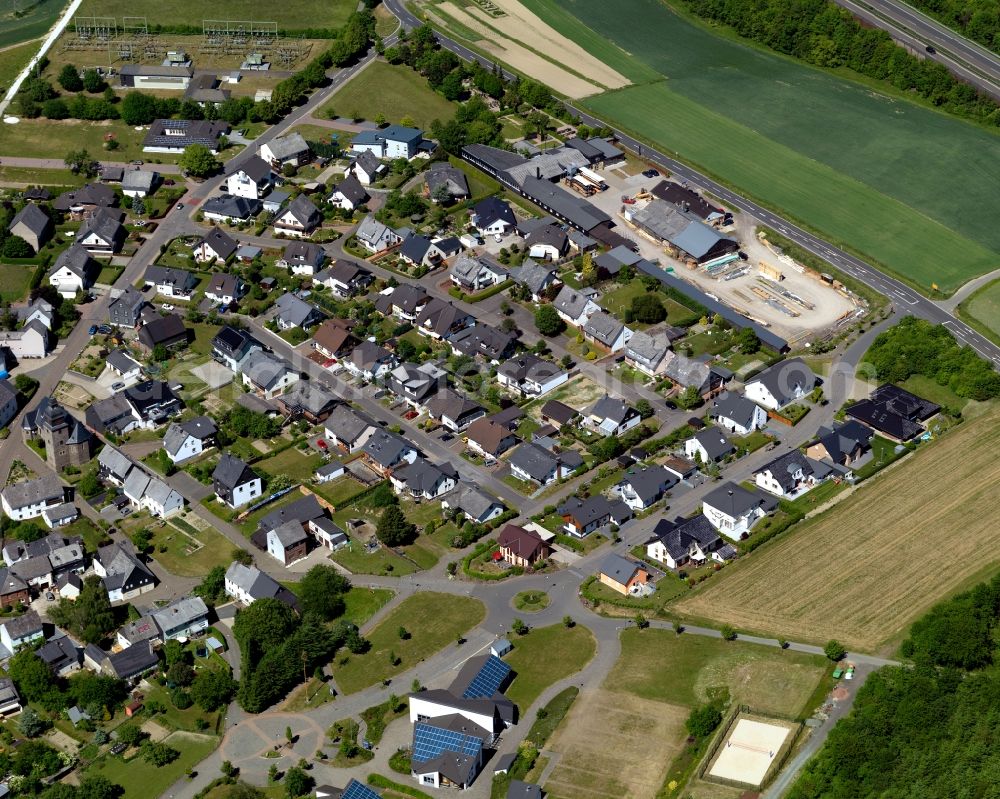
[383,0,1000,373]
[832,0,1000,99]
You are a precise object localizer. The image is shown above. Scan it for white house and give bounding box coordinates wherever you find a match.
[702,482,769,540]
[162,416,216,464]
[355,215,403,253]
[259,132,310,167]
[470,197,515,237]
[213,454,263,509]
[48,245,96,300]
[744,358,818,411]
[204,273,244,306]
[328,174,368,211]
[350,124,423,159]
[450,254,508,292]
[121,170,157,198]
[151,596,210,641]
[76,209,124,256]
[226,156,273,199]
[684,427,736,464]
[584,395,641,437]
[241,351,300,399]
[193,227,238,264]
[552,286,601,327]
[348,151,386,186]
[389,458,457,501]
[122,470,184,518]
[753,450,833,499]
[710,395,768,436]
[0,322,49,360]
[273,195,321,238]
[266,522,308,566]
[0,611,44,653]
[618,466,675,511]
[582,311,633,354]
[0,475,66,521]
[645,515,729,570]
[497,354,569,398]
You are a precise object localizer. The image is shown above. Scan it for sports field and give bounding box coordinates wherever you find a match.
[677,409,1000,651]
[0,0,63,49]
[513,0,1000,293]
[75,0,356,30]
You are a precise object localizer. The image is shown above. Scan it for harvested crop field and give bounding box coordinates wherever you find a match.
[677,409,1000,651]
[543,688,687,799]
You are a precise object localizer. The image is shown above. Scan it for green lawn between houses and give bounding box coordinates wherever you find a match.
[84,731,219,799]
[502,623,597,709]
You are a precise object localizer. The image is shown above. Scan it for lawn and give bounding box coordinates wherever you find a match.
[311,474,367,508]
[0,264,35,303]
[0,118,173,162]
[255,447,325,482]
[597,279,646,318]
[959,278,1000,344]
[899,373,971,414]
[0,0,62,48]
[513,590,550,612]
[0,40,36,89]
[503,624,596,708]
[609,628,827,718]
[149,521,234,578]
[322,60,458,129]
[342,586,394,627]
[84,731,219,799]
[330,592,485,693]
[76,0,356,30]
[678,408,1000,651]
[534,0,1000,293]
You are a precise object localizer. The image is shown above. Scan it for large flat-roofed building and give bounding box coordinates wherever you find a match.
[119,64,193,90]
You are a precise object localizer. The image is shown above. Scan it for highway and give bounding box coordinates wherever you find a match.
[831,0,1000,100]
[383,0,1000,369]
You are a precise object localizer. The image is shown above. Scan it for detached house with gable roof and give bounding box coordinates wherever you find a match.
[162,416,217,464]
[471,197,516,237]
[274,292,324,330]
[329,174,369,211]
[744,357,818,411]
[225,562,300,610]
[49,245,97,299]
[144,265,199,301]
[710,395,768,436]
[108,288,147,327]
[617,465,677,511]
[93,541,156,602]
[497,524,550,568]
[753,450,837,499]
[351,124,424,159]
[685,426,735,463]
[702,482,774,540]
[424,388,486,432]
[315,260,373,298]
[9,204,52,253]
[226,155,273,199]
[259,132,310,167]
[513,259,559,301]
[356,215,404,253]
[806,421,873,466]
[497,354,568,398]
[450,254,508,292]
[213,454,263,509]
[241,350,299,398]
[552,285,600,327]
[442,484,506,525]
[193,226,238,263]
[278,241,326,276]
[645,514,734,570]
[76,208,125,256]
[274,194,322,238]
[465,418,517,460]
[348,150,386,186]
[624,330,672,377]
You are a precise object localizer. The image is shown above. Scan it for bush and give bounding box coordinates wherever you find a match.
[720,624,737,641]
[824,640,847,662]
[686,703,722,739]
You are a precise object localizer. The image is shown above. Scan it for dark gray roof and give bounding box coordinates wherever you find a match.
[650,514,720,561]
[448,324,516,361]
[558,495,614,527]
[1,609,43,640]
[333,174,368,205]
[258,495,325,534]
[587,395,638,426]
[50,244,96,281]
[472,197,515,229]
[747,358,818,407]
[213,454,257,490]
[514,259,556,295]
[106,640,158,679]
[265,132,309,161]
[702,481,767,517]
[230,155,272,183]
[424,388,484,424]
[106,348,141,375]
[145,265,198,291]
[507,781,543,799]
[600,554,647,585]
[201,194,261,220]
[518,175,610,232]
[275,293,320,327]
[392,457,457,495]
[582,311,625,346]
[282,240,325,267]
[811,421,873,463]
[711,395,761,429]
[9,203,50,239]
[690,426,735,461]
[143,119,228,149]
[449,483,503,520]
[508,441,570,481]
[400,234,434,264]
[622,465,676,504]
[553,285,597,319]
[280,194,321,227]
[361,429,415,468]
[270,519,308,547]
[199,227,238,260]
[425,162,470,197]
[1,474,64,511]
[324,404,376,443]
[755,450,831,493]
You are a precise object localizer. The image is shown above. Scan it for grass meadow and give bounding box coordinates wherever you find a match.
[76,0,356,30]
[0,0,63,49]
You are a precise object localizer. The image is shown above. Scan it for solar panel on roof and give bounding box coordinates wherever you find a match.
[462,655,511,699]
[342,780,382,799]
[412,722,483,764]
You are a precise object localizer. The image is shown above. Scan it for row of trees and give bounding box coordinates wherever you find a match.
[684,0,1000,126]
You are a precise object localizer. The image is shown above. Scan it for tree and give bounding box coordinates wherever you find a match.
[178,144,221,178]
[562,615,575,628]
[720,624,737,641]
[131,195,146,217]
[377,504,416,546]
[78,467,101,498]
[167,662,195,687]
[190,669,237,712]
[580,251,597,286]
[193,565,226,605]
[221,760,237,779]
[58,64,83,92]
[676,385,702,410]
[141,741,179,767]
[824,640,847,662]
[64,149,99,177]
[511,618,528,635]
[2,236,34,258]
[298,565,350,621]
[150,344,168,363]
[686,703,722,738]
[285,726,294,744]
[634,613,649,629]
[635,398,654,419]
[233,598,298,654]
[82,69,105,93]
[534,304,564,336]
[18,706,47,738]
[47,575,115,644]
[130,529,151,553]
[735,326,760,354]
[233,548,254,566]
[77,776,124,799]
[119,91,158,125]
[631,294,667,324]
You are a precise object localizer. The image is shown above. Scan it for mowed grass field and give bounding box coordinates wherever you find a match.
[677,409,1000,651]
[76,0,356,30]
[522,0,1000,293]
[960,278,1000,343]
[502,623,596,708]
[323,61,458,130]
[0,0,63,49]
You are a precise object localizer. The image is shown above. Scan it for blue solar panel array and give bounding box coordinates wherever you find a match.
[461,655,511,699]
[342,780,382,799]
[413,722,484,764]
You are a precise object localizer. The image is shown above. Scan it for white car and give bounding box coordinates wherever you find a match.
[494,234,503,243]
[161,303,175,311]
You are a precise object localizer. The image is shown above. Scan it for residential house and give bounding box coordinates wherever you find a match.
[0,475,68,521]
[559,495,632,537]
[0,380,17,431]
[539,400,577,430]
[806,421,874,466]
[754,450,836,498]
[425,388,485,432]
[360,429,418,477]
[618,465,676,511]
[329,174,369,211]
[121,170,157,198]
[162,416,217,463]
[552,286,600,327]
[684,426,735,463]
[122,469,184,517]
[646,514,734,570]
[116,615,161,650]
[702,482,773,540]
[442,484,506,525]
[356,215,403,254]
[201,194,262,223]
[744,358,818,411]
[252,496,326,553]
[465,418,517,460]
[96,445,135,487]
[52,182,116,217]
[276,381,339,423]
[845,384,940,442]
[313,461,345,483]
[661,351,728,400]
[584,395,641,436]
[582,311,633,353]
[144,265,199,301]
[471,197,516,236]
[224,562,300,610]
[226,156,273,199]
[274,292,324,330]
[0,570,29,608]
[193,227,238,263]
[425,162,470,201]
[348,151,386,185]
[48,245,97,299]
[525,225,569,261]
[259,132,310,167]
[594,245,641,278]
[389,362,446,408]
[137,313,188,352]
[277,238,328,285]
[313,319,358,360]
[213,454,263,508]
[104,350,142,384]
[17,297,54,331]
[399,234,446,268]
[513,259,559,301]
[350,125,423,159]
[102,640,159,680]
[450,254,508,292]
[346,340,396,381]
[410,713,490,790]
[142,119,229,153]
[497,355,568,398]
[152,596,209,641]
[390,458,458,500]
[37,637,81,676]
[211,325,264,372]
[93,541,156,602]
[324,405,377,453]
[315,260,373,298]
[107,288,147,327]
[274,194,322,238]
[448,325,517,364]
[76,209,125,255]
[8,204,52,253]
[624,331,672,377]
[205,272,245,305]
[267,521,309,566]
[0,611,44,653]
[598,554,650,596]
[242,351,300,399]
[375,283,429,321]
[497,524,550,568]
[415,298,474,340]
[41,503,78,530]
[508,441,582,486]
[710,395,768,436]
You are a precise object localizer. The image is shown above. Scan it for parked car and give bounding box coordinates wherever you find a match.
[161,304,175,311]
[98,325,112,334]
[129,160,143,166]
[45,592,54,601]
[111,382,125,391]
[494,233,503,243]
[88,325,98,335]
[175,203,184,210]
[642,168,660,178]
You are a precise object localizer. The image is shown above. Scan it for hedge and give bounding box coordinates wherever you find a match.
[367,775,434,799]
[465,279,513,303]
[462,538,525,581]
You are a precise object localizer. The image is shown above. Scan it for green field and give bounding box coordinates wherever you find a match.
[85,732,218,799]
[0,40,35,91]
[503,624,596,708]
[76,0,355,30]
[0,263,34,303]
[323,60,458,130]
[521,0,1000,293]
[959,278,1000,344]
[0,0,62,49]
[0,117,171,161]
